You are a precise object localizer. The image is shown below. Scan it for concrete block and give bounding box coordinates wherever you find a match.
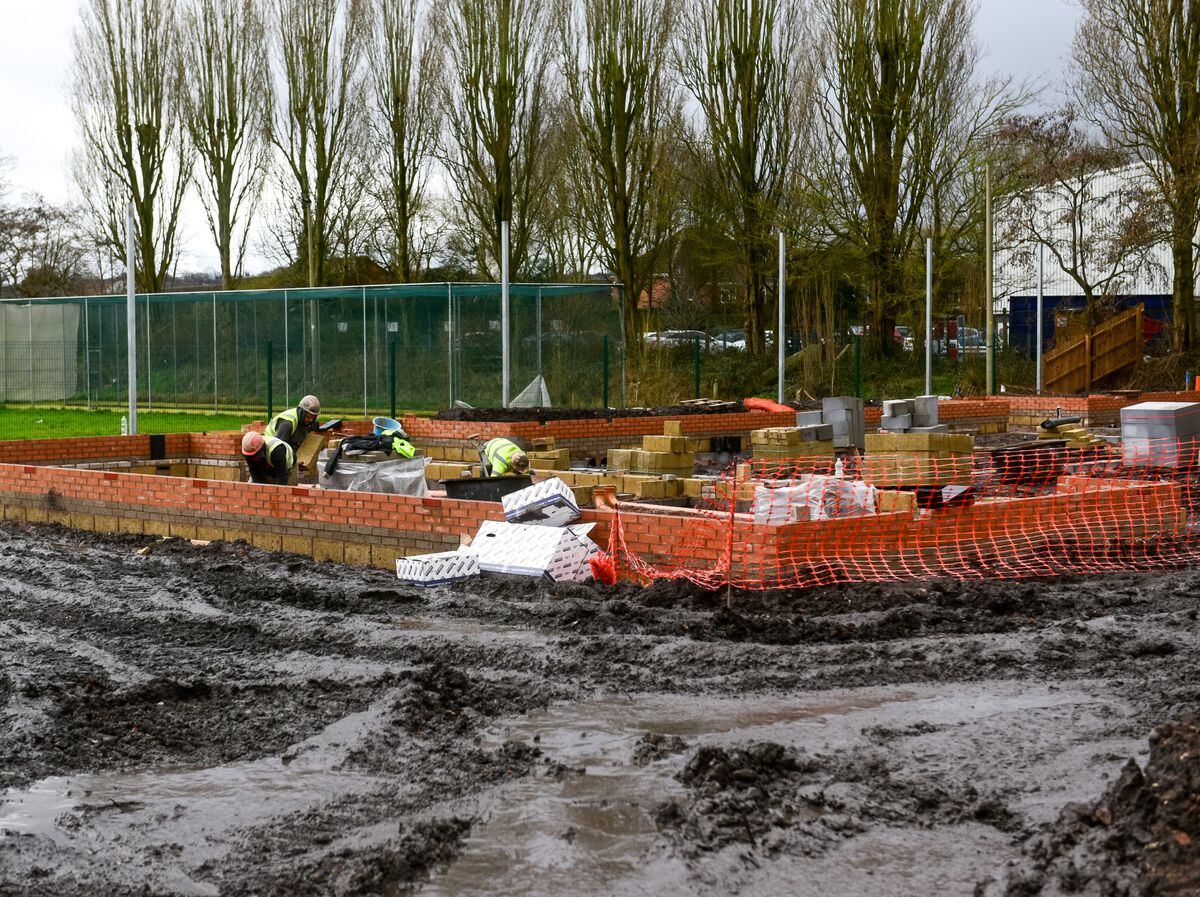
[663,420,684,437]
[875,489,918,514]
[912,395,939,427]
[642,435,688,453]
[882,399,914,417]
[797,424,835,441]
[866,432,974,454]
[795,410,824,427]
[880,414,912,431]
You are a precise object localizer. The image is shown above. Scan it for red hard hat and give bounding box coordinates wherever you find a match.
[241,431,265,456]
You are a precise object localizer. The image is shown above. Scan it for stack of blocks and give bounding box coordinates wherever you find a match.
[820,397,866,449]
[879,396,947,434]
[750,426,835,458]
[1037,421,1106,449]
[1120,401,1200,468]
[608,420,695,477]
[862,432,974,486]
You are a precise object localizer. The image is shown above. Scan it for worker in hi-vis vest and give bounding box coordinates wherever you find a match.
[265,394,320,450]
[481,437,530,477]
[241,431,294,486]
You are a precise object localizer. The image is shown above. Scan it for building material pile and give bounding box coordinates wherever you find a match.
[862,432,973,486]
[820,397,866,449]
[1037,417,1107,449]
[750,425,835,459]
[1121,401,1200,468]
[879,396,948,434]
[607,420,695,477]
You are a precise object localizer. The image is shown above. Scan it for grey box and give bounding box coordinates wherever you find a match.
[1122,435,1197,468]
[882,399,914,417]
[880,414,912,431]
[912,395,939,427]
[795,410,824,427]
[797,424,835,441]
[822,396,865,449]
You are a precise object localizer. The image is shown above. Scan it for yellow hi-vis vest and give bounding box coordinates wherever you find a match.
[483,438,523,475]
[263,434,295,469]
[264,407,302,446]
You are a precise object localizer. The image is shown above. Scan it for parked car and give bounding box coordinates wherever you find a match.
[711,329,747,351]
[642,329,709,349]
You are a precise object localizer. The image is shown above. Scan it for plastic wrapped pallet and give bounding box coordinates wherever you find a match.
[1121,401,1200,468]
[752,475,877,525]
[469,520,600,582]
[501,477,581,527]
[396,550,480,586]
[318,452,429,496]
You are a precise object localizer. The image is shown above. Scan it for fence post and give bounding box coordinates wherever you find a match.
[693,335,701,399]
[602,335,609,408]
[266,339,273,421]
[854,332,862,398]
[389,337,397,421]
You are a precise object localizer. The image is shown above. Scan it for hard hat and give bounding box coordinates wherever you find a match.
[241,431,265,456]
[510,452,530,473]
[299,395,321,416]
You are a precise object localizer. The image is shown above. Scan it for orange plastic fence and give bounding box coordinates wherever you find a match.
[607,438,1200,589]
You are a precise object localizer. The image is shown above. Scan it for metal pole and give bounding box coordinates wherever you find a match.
[536,287,543,379]
[985,161,994,396]
[389,337,397,420]
[447,283,454,406]
[925,236,933,396]
[266,338,273,420]
[362,287,368,419]
[84,297,91,409]
[501,222,511,407]
[693,335,701,398]
[1036,242,1044,394]
[777,229,785,404]
[602,335,609,408]
[855,331,862,398]
[283,290,290,407]
[125,202,137,434]
[27,302,33,404]
[212,292,218,411]
[145,294,151,409]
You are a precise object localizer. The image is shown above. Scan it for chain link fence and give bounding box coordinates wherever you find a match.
[0,282,625,438]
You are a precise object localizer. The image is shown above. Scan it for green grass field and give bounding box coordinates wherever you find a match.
[0,407,252,441]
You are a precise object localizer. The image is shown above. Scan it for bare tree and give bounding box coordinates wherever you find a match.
[562,0,681,350]
[366,0,444,283]
[1074,0,1200,351]
[810,0,1011,356]
[438,0,557,277]
[999,109,1166,327]
[677,0,805,355]
[0,198,92,297]
[179,0,272,288]
[70,0,191,292]
[270,0,369,286]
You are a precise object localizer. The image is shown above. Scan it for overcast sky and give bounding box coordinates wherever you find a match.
[0,0,1084,275]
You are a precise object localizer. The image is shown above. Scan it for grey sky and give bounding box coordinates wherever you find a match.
[0,0,1083,274]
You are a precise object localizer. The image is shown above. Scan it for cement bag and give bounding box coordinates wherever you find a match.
[752,475,876,525]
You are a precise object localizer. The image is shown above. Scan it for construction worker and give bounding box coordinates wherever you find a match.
[241,431,294,486]
[481,437,530,477]
[265,394,320,450]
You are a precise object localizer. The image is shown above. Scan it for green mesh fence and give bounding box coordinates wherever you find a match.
[0,283,624,430]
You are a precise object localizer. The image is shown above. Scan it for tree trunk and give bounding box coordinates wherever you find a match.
[1172,227,1197,352]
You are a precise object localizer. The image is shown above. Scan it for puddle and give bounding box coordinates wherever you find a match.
[415,688,924,897]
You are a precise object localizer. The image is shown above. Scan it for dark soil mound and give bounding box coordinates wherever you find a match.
[988,715,1200,896]
[435,402,757,422]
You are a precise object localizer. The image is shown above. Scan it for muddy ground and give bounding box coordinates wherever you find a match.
[2,522,1199,896]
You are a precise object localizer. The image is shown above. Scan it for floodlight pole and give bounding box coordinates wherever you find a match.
[985,161,995,396]
[777,229,786,404]
[925,236,933,396]
[501,220,511,408]
[1036,242,1045,394]
[125,201,138,435]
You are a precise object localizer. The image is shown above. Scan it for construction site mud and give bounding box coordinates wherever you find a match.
[3,521,1199,896]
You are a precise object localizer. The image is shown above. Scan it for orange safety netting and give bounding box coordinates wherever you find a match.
[606,437,1200,589]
